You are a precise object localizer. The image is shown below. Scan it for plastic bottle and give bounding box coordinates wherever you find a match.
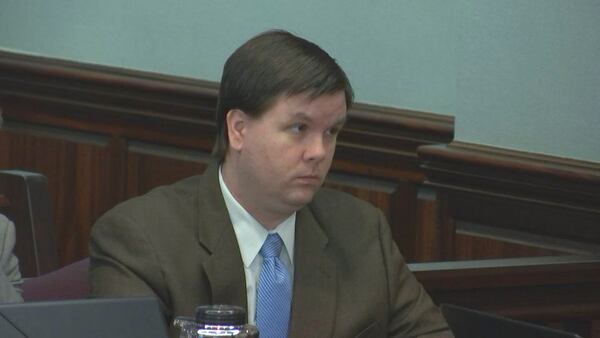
[174,304,259,338]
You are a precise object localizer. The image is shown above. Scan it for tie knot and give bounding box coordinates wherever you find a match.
[260,233,283,259]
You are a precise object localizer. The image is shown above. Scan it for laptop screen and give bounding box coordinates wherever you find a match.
[0,297,168,338]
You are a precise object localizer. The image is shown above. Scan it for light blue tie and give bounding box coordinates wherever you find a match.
[255,233,292,338]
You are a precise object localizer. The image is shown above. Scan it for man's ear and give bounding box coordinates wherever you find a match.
[226,109,247,151]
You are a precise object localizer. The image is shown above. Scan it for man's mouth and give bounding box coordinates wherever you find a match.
[295,175,321,184]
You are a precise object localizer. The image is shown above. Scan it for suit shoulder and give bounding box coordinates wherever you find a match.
[95,175,203,229]
[311,187,380,217]
[307,188,387,260]
[309,187,383,233]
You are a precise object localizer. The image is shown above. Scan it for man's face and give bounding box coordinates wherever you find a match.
[226,91,347,221]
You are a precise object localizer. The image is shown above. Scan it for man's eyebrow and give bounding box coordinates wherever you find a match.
[288,111,311,121]
[288,112,348,126]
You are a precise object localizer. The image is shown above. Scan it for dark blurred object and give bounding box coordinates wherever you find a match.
[0,296,168,338]
[441,303,582,338]
[0,170,58,277]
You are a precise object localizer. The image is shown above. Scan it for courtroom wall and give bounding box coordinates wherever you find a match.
[1,1,599,162]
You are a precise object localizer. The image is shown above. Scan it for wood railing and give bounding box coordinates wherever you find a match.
[411,255,600,337]
[0,49,453,264]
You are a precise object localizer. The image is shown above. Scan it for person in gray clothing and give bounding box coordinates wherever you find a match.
[0,213,23,303]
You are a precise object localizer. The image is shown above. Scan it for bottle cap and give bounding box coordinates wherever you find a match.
[195,305,246,326]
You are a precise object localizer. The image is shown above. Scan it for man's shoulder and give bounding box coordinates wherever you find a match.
[308,187,382,231]
[94,173,211,232]
[117,175,202,211]
[311,187,379,215]
[306,188,386,261]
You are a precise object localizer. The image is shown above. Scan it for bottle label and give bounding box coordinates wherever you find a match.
[197,328,241,336]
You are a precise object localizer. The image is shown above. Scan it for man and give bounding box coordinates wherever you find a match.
[90,30,453,337]
[0,214,24,303]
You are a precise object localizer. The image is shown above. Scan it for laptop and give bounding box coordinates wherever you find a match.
[440,303,582,338]
[0,297,169,338]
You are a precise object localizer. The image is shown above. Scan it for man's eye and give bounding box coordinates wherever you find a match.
[290,124,306,133]
[326,127,340,136]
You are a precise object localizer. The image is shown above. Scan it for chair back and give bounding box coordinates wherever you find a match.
[0,170,59,277]
[22,257,90,301]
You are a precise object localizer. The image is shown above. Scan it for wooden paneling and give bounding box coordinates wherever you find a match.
[125,141,211,198]
[418,141,600,260]
[2,46,600,337]
[411,256,600,338]
[0,170,58,277]
[416,142,600,337]
[0,125,119,263]
[323,173,421,259]
[413,188,445,262]
[0,50,453,265]
[453,233,566,260]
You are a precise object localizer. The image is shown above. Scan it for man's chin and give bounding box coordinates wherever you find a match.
[285,190,318,209]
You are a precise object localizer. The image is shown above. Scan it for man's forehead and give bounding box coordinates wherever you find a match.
[279,92,347,115]
[283,90,347,102]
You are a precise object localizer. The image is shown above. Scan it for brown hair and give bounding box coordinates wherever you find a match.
[212,29,354,162]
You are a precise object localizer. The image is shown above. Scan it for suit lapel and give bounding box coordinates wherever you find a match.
[196,164,247,310]
[288,206,337,338]
[193,164,338,336]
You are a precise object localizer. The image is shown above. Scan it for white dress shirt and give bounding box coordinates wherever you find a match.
[218,167,295,324]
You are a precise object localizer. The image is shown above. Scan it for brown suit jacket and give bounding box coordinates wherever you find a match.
[90,164,451,337]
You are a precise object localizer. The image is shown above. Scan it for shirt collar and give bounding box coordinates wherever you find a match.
[218,166,295,268]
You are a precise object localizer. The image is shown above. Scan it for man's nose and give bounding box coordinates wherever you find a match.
[304,134,327,162]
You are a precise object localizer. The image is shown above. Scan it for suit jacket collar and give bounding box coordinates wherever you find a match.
[288,204,338,338]
[196,164,248,310]
[196,164,338,336]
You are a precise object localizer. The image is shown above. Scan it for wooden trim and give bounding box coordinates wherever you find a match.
[417,141,600,255]
[349,102,454,140]
[0,49,218,97]
[455,221,600,255]
[0,49,454,182]
[0,49,454,264]
[411,255,600,288]
[0,50,219,152]
[418,142,600,209]
[0,194,8,208]
[412,255,600,326]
